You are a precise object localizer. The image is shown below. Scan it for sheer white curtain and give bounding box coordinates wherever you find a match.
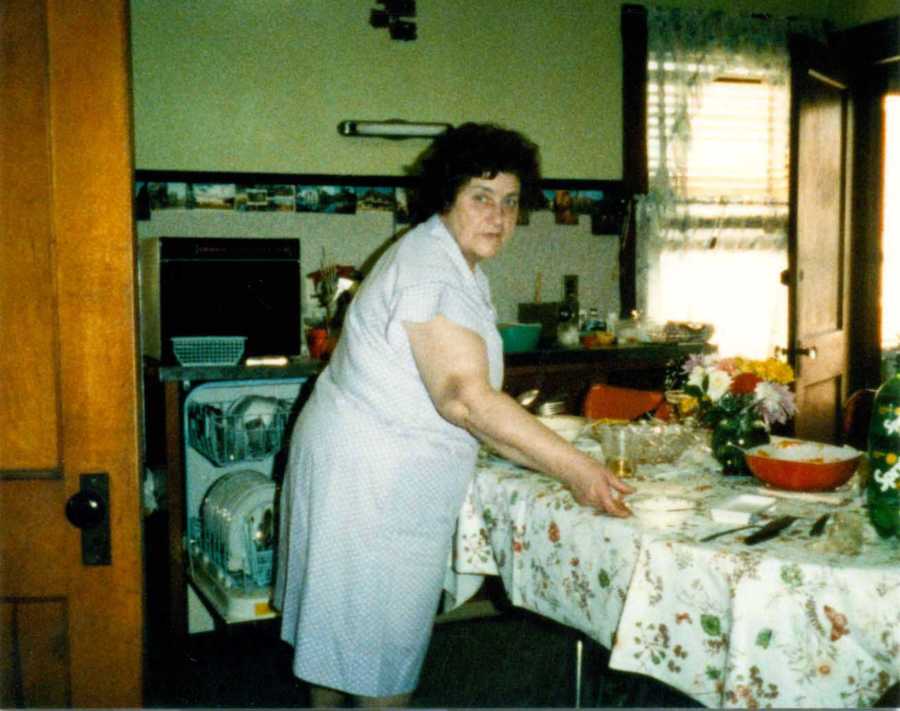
[635,8,821,359]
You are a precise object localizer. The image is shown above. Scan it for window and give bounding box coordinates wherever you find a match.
[627,7,811,360]
[643,64,790,358]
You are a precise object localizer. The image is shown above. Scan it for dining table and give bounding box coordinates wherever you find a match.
[442,432,900,709]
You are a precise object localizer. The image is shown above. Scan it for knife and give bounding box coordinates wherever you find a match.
[698,523,761,543]
[743,515,798,545]
[809,513,830,537]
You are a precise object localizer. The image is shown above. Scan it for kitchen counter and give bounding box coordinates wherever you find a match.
[504,340,711,366]
[157,356,323,383]
[502,341,713,412]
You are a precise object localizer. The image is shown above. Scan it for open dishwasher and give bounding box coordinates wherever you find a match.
[182,377,307,631]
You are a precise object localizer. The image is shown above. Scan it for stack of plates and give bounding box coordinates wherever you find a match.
[201,469,275,576]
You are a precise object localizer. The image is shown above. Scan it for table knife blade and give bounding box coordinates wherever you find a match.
[743,515,798,545]
[698,523,760,542]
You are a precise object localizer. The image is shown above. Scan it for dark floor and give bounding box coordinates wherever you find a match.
[143,574,699,709]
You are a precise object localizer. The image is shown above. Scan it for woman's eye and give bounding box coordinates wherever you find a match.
[503,197,520,209]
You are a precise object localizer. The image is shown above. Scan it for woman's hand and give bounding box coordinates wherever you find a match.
[567,465,634,517]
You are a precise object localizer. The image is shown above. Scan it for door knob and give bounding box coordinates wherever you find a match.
[65,490,106,529]
[65,473,111,565]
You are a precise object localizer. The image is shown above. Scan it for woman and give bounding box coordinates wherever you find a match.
[274,123,633,708]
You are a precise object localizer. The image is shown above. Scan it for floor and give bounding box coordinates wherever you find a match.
[143,549,697,710]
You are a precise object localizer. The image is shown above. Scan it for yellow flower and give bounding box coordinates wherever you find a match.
[679,395,699,415]
[887,452,898,466]
[735,357,794,385]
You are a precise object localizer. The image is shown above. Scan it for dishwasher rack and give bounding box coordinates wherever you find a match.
[182,378,306,630]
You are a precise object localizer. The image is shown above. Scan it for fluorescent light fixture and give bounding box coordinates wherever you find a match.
[338,120,451,139]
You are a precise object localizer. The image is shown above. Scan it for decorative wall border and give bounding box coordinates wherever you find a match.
[135,170,631,235]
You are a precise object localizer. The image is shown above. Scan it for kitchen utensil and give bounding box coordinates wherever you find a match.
[698,523,762,543]
[744,437,862,491]
[743,515,798,545]
[537,400,567,416]
[516,388,540,411]
[809,513,830,536]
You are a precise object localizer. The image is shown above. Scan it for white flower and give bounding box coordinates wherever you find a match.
[873,462,900,492]
[707,370,732,401]
[687,366,706,390]
[754,381,797,426]
[884,414,900,436]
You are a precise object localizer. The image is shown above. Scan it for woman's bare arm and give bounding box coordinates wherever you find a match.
[404,315,633,516]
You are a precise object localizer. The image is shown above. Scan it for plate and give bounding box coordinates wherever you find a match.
[630,496,696,525]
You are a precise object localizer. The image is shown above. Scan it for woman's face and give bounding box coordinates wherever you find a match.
[441,172,520,270]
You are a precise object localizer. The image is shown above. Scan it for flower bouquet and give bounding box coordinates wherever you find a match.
[678,354,797,475]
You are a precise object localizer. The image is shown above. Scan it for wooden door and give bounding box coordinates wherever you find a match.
[0,0,144,707]
[787,36,852,443]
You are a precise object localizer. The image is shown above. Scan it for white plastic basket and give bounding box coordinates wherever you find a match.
[172,336,246,366]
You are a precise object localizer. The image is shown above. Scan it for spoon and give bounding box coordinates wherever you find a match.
[517,388,540,411]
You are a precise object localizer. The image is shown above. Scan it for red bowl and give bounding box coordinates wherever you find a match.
[744,437,863,492]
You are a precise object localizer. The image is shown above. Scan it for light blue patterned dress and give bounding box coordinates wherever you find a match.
[273,215,504,696]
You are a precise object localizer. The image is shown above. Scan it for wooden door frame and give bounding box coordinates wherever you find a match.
[838,17,900,393]
[0,0,144,706]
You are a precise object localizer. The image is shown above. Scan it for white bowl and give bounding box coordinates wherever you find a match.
[538,415,589,442]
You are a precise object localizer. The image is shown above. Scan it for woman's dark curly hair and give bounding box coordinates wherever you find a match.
[406,122,542,224]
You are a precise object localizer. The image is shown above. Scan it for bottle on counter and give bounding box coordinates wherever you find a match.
[866,373,900,539]
[557,275,581,348]
[582,307,605,334]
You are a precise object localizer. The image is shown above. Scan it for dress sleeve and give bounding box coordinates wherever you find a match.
[385,280,486,352]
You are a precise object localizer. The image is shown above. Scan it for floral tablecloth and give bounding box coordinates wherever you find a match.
[445,437,900,708]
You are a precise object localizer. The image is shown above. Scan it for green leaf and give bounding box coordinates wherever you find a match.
[700,614,721,636]
[756,629,773,648]
[598,570,610,588]
[705,666,721,680]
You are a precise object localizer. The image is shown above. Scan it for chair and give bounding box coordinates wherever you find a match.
[582,383,667,421]
[842,388,876,451]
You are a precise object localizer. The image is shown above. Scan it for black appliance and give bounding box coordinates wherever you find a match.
[140,237,301,365]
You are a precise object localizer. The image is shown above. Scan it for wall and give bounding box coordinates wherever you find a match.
[136,205,620,328]
[130,0,839,179]
[828,0,899,28]
[130,0,864,337]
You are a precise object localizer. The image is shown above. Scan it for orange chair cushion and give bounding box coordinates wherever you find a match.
[582,383,666,421]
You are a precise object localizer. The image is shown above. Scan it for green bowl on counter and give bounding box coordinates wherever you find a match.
[498,322,542,353]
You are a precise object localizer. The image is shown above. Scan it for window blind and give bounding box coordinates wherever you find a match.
[646,61,790,249]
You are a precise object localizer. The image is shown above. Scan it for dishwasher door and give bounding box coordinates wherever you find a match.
[182,377,306,631]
